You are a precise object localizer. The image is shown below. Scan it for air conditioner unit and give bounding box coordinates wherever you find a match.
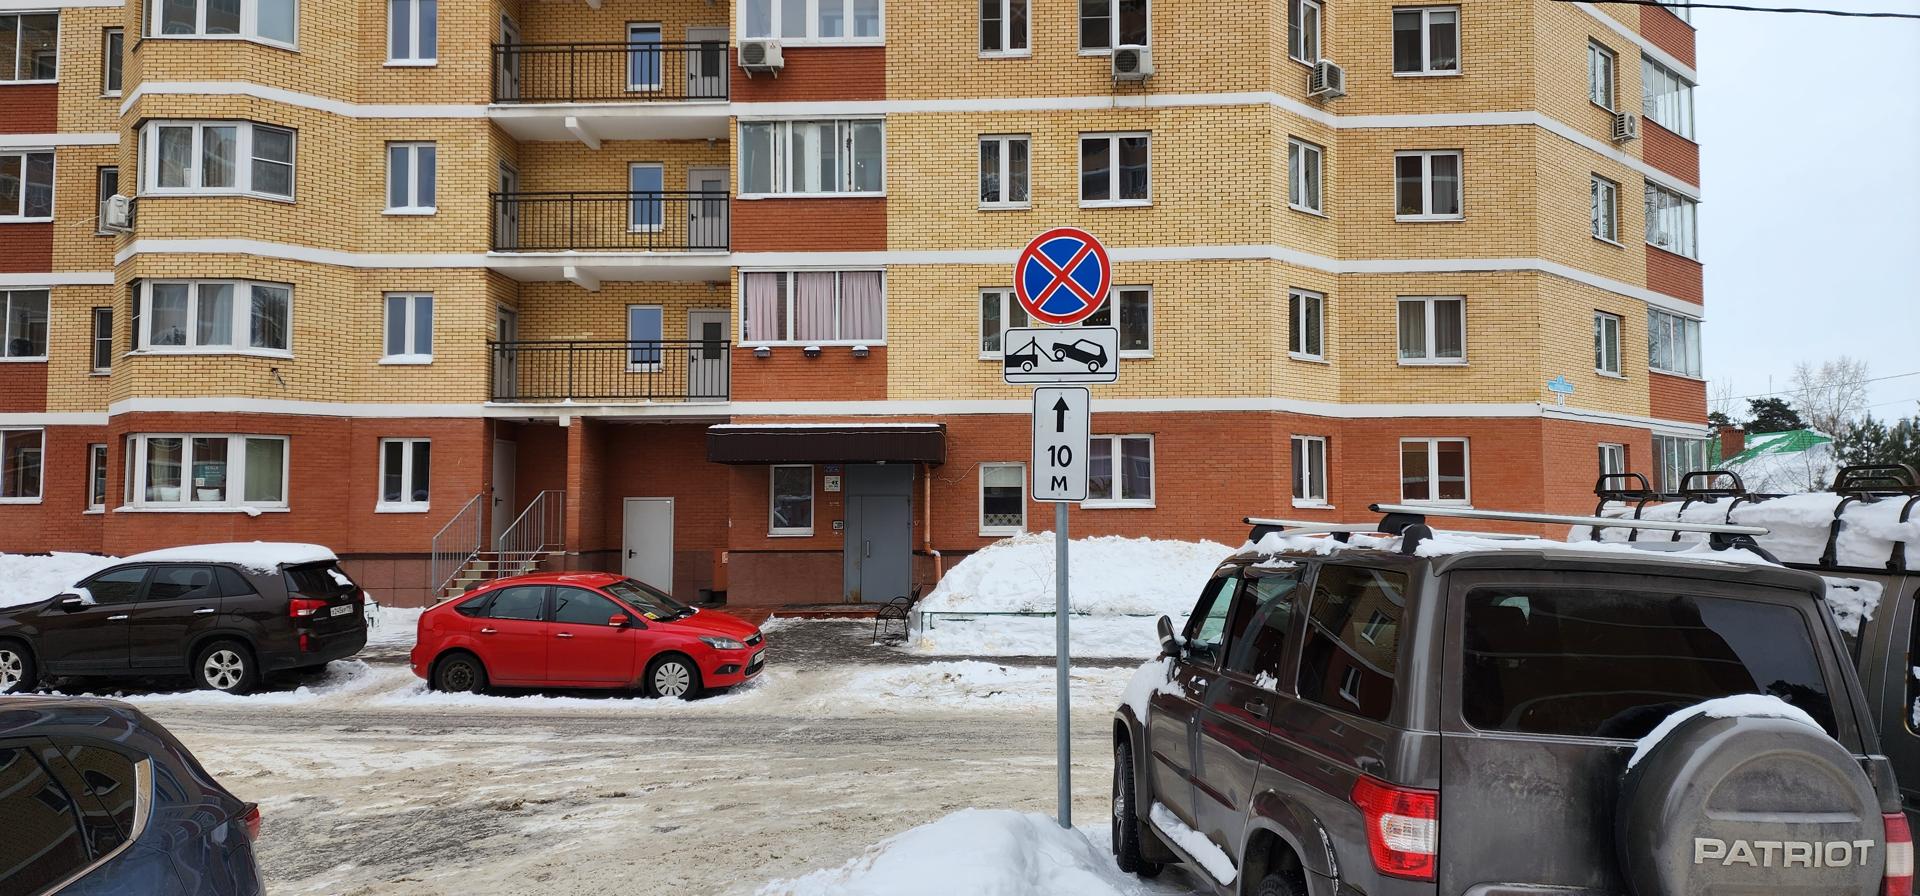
[738,39,784,75]
[1307,60,1346,100]
[1112,44,1154,80]
[1612,111,1640,142]
[101,194,133,232]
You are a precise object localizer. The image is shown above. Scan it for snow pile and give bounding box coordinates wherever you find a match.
[910,615,1163,659]
[757,809,1178,896]
[0,553,119,609]
[1148,805,1237,884]
[1823,577,1884,636]
[1722,431,1837,495]
[1584,493,1920,570]
[123,541,337,572]
[916,533,1233,617]
[364,602,426,648]
[1627,694,1827,769]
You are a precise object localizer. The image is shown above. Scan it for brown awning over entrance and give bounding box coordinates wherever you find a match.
[706,424,946,465]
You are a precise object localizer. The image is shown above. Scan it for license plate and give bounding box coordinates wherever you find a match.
[330,604,353,617]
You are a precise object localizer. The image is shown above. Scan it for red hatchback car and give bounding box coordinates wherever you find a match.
[410,573,766,699]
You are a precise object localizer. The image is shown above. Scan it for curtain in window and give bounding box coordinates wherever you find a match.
[1433,300,1464,358]
[244,438,284,502]
[146,437,183,502]
[1397,301,1426,358]
[1429,154,1460,216]
[743,272,784,342]
[196,283,234,346]
[201,126,237,189]
[1428,11,1458,70]
[839,271,883,341]
[794,272,838,342]
[1120,437,1152,500]
[1088,439,1113,500]
[250,285,289,350]
[740,123,774,194]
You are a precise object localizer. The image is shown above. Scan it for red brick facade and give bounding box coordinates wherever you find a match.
[0,363,47,413]
[0,224,54,273]
[1642,121,1699,186]
[728,47,884,102]
[1639,5,1696,69]
[731,346,888,401]
[1650,372,1709,423]
[1646,245,1703,304]
[0,84,57,133]
[732,197,887,251]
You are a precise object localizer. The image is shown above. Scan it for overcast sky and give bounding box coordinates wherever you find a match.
[1694,2,1920,421]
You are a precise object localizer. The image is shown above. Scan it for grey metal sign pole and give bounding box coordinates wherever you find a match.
[1055,500,1071,828]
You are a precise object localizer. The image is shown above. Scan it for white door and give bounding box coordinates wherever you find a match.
[495,165,519,250]
[687,309,729,400]
[687,167,728,250]
[687,27,728,99]
[491,439,517,545]
[622,498,675,593]
[494,306,518,398]
[497,16,521,100]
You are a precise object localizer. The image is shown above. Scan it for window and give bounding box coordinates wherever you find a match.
[1397,295,1465,363]
[1598,442,1625,478]
[980,463,1025,535]
[979,135,1030,209]
[552,587,624,626]
[1292,435,1328,505]
[1588,41,1615,110]
[55,743,140,847]
[0,747,93,895]
[0,13,57,81]
[85,566,147,603]
[770,464,813,535]
[1079,0,1147,50]
[1184,574,1239,666]
[142,121,295,199]
[387,0,436,62]
[626,304,662,371]
[1287,138,1323,213]
[1,429,43,501]
[383,293,432,362]
[1647,307,1701,377]
[1299,565,1408,721]
[979,288,1026,355]
[384,142,435,213]
[103,28,124,94]
[1392,7,1458,75]
[1224,572,1302,686]
[91,307,113,371]
[628,163,664,232]
[88,443,108,510]
[147,565,220,602]
[1461,588,1837,739]
[979,287,1149,357]
[981,0,1027,54]
[1288,0,1320,62]
[378,438,429,508]
[1086,434,1152,506]
[1653,434,1707,492]
[738,119,884,195]
[3,289,48,359]
[1642,58,1695,139]
[1394,151,1461,220]
[137,280,291,353]
[742,0,881,40]
[126,433,285,507]
[1593,311,1621,375]
[1590,175,1618,243]
[1401,438,1469,503]
[627,23,662,90]
[1644,184,1698,259]
[149,0,295,44]
[1079,133,1150,206]
[1288,288,1324,360]
[0,151,54,220]
[95,166,119,235]
[741,270,885,344]
[484,585,546,621]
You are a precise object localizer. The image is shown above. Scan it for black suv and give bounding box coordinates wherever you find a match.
[1112,504,1910,896]
[0,546,367,695]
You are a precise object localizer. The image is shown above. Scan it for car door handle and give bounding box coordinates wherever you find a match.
[107,615,129,621]
[479,627,498,635]
[555,632,573,639]
[194,607,217,615]
[1243,700,1270,719]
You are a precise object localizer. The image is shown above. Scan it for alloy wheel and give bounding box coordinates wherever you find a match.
[0,649,22,692]
[653,661,692,698]
[203,650,246,691]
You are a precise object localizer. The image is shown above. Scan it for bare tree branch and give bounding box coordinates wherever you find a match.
[1790,356,1872,437]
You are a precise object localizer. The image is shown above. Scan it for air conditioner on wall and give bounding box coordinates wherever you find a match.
[1308,60,1346,100]
[1612,111,1640,142]
[739,39,784,75]
[1112,45,1154,80]
[101,194,133,232]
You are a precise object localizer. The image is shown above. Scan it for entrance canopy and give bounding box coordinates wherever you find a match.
[705,423,946,465]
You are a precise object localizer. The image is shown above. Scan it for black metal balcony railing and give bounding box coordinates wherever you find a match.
[491,191,729,252]
[490,340,731,403]
[493,41,730,104]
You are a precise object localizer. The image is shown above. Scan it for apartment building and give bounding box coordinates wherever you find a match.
[0,0,1707,606]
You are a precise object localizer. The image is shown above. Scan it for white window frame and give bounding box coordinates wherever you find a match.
[979,462,1027,536]
[1361,610,1390,644]
[1396,295,1466,365]
[1394,150,1462,221]
[1647,308,1702,378]
[377,437,431,511]
[1644,183,1699,260]
[768,463,814,536]
[90,306,113,372]
[1077,0,1149,52]
[978,134,1031,210]
[87,443,108,511]
[626,22,663,90]
[1641,57,1695,139]
[0,428,44,504]
[0,150,54,222]
[386,0,436,64]
[1288,137,1324,215]
[1392,7,1460,76]
[381,293,432,364]
[625,304,663,372]
[1588,41,1616,111]
[979,287,1149,359]
[627,162,666,232]
[738,269,887,346]
[1079,131,1151,208]
[1591,174,1619,244]
[1288,288,1325,361]
[1653,435,1708,492]
[139,121,295,200]
[145,0,296,47]
[737,118,886,197]
[384,142,436,214]
[102,28,123,95]
[1,288,50,360]
[1598,442,1626,478]
[979,0,1027,56]
[0,12,58,83]
[125,433,289,510]
[1291,434,1328,507]
[739,0,884,44]
[95,165,118,235]
[1593,310,1622,376]
[1288,0,1321,63]
[1399,437,1471,505]
[1084,434,1154,508]
[136,280,292,356]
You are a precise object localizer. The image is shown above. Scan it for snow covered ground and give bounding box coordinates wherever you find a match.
[908,615,1163,659]
[0,551,117,608]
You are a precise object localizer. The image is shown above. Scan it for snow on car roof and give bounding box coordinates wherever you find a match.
[120,542,338,573]
[1585,492,1920,571]
[1237,529,1779,569]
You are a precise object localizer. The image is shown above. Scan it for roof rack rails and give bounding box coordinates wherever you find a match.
[1243,517,1382,543]
[1367,503,1775,559]
[1678,470,1747,500]
[1832,463,1919,498]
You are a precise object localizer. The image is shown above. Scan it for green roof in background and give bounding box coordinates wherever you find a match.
[1723,429,1833,466]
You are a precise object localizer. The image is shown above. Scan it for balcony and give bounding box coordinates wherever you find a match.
[489,41,731,141]
[491,191,729,253]
[490,340,731,404]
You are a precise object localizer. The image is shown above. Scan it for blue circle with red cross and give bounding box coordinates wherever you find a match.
[1014,227,1112,326]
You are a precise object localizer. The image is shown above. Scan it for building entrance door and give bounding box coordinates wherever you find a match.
[841,464,912,604]
[491,439,517,545]
[622,497,675,594]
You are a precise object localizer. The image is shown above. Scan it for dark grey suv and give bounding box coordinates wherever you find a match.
[1112,505,1912,896]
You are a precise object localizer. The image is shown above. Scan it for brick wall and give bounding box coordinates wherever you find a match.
[730,47,884,102]
[0,84,56,133]
[1642,121,1699,186]
[1649,372,1708,423]
[0,225,53,272]
[1646,246,1703,304]
[0,424,108,554]
[733,197,886,252]
[732,347,887,401]
[1639,4,1697,68]
[0,364,48,413]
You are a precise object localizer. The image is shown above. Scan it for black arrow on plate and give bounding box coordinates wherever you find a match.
[1053,396,1070,433]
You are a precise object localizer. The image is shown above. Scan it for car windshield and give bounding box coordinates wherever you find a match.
[603,578,692,621]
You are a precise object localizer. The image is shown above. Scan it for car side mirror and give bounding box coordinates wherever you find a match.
[612,614,643,629]
[56,594,87,612]
[1157,615,1180,659]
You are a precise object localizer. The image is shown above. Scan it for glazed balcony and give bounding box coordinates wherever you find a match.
[489,41,730,142]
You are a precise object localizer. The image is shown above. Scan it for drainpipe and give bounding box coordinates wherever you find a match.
[922,463,942,582]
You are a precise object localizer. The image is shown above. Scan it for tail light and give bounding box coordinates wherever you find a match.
[241,803,262,841]
[299,633,312,653]
[288,598,328,618]
[1886,813,1913,896]
[1351,776,1439,882]
[355,589,367,607]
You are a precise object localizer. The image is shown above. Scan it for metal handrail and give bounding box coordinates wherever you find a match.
[497,489,565,574]
[429,493,487,597]
[490,191,729,252]
[492,40,730,104]
[489,339,731,403]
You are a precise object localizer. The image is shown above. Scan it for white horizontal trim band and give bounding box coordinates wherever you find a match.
[120,82,485,120]
[0,272,116,287]
[116,239,485,269]
[0,412,109,426]
[0,0,119,8]
[0,132,118,148]
[1571,1,1698,82]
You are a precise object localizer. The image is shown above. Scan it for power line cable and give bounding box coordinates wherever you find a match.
[1718,370,1920,403]
[1550,0,1920,18]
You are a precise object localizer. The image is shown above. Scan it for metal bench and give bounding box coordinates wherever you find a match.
[872,586,923,644]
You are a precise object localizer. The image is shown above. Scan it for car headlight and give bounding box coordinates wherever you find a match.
[699,635,746,650]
